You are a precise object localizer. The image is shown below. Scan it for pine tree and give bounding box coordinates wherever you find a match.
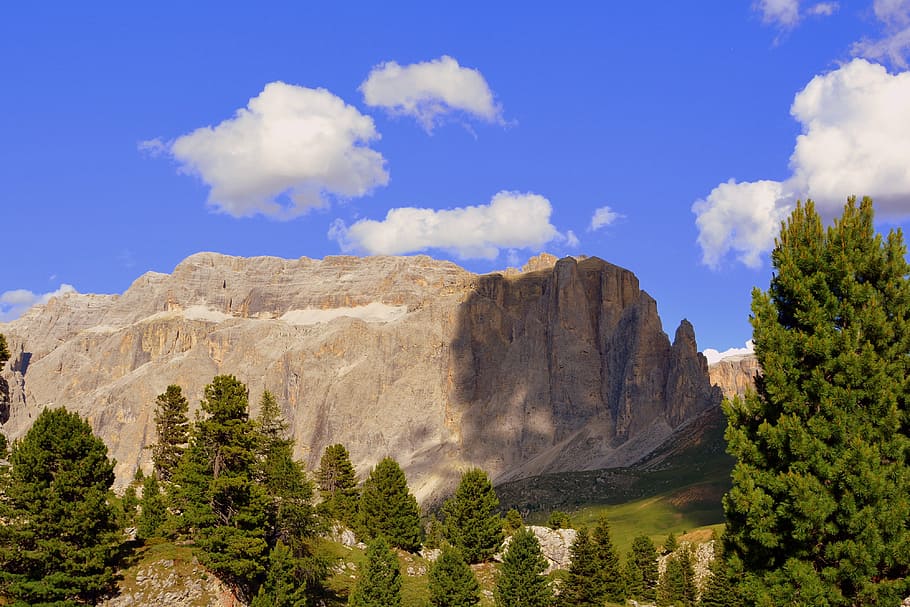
[250,540,310,607]
[138,473,167,539]
[494,527,552,607]
[658,552,690,607]
[152,384,190,481]
[626,534,659,601]
[700,539,738,607]
[428,545,481,607]
[503,509,523,534]
[0,407,121,605]
[0,333,9,370]
[357,457,422,552]
[348,536,402,607]
[591,515,625,603]
[317,443,359,527]
[546,510,571,529]
[561,526,599,607]
[663,532,678,555]
[723,198,910,606]
[442,468,503,563]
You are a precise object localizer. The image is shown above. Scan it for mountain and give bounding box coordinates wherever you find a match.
[708,353,759,399]
[0,252,721,502]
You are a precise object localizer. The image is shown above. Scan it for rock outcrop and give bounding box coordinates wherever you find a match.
[0,252,720,501]
[708,354,760,399]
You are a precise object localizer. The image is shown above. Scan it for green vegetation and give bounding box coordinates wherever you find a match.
[494,527,552,607]
[152,384,190,482]
[0,333,9,370]
[657,544,696,607]
[0,407,122,605]
[137,473,166,540]
[357,457,422,552]
[625,534,659,602]
[442,468,503,563]
[723,198,910,605]
[546,510,571,529]
[348,536,402,607]
[427,545,481,607]
[317,443,360,528]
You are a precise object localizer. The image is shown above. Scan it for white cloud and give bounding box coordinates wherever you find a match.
[807,2,839,16]
[755,0,801,27]
[330,191,560,259]
[1,284,77,322]
[694,59,910,268]
[146,82,388,219]
[702,340,755,365]
[853,0,910,67]
[589,206,622,231]
[565,230,581,248]
[360,55,503,131]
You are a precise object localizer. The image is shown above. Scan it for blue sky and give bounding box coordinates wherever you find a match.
[2,1,910,357]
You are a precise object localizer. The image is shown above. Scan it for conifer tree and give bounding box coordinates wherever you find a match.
[251,540,310,607]
[317,443,359,527]
[442,468,503,563]
[591,515,625,603]
[358,457,422,552]
[138,473,167,539]
[348,536,402,607]
[0,407,121,605]
[723,198,910,606]
[152,384,190,481]
[561,526,599,607]
[494,527,552,607]
[503,509,523,534]
[0,333,9,370]
[658,553,689,607]
[428,545,481,607]
[700,539,738,607]
[546,510,570,529]
[625,534,659,601]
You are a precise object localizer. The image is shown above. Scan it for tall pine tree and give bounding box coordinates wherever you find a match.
[357,457,422,552]
[317,443,359,528]
[625,534,659,602]
[441,468,503,563]
[561,526,599,607]
[723,198,910,605]
[591,515,625,603]
[0,407,121,605]
[427,545,481,607]
[152,384,190,481]
[494,527,552,607]
[348,536,402,607]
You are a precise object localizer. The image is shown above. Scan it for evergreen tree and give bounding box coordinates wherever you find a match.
[442,468,503,563]
[503,509,523,535]
[625,534,659,601]
[700,539,738,607]
[316,443,359,528]
[0,333,9,370]
[358,457,422,552]
[0,407,121,605]
[663,532,678,555]
[494,527,552,607]
[546,510,571,529]
[250,540,310,607]
[723,198,910,606]
[427,545,481,607]
[348,536,402,607]
[591,515,625,603]
[152,384,190,481]
[121,484,139,528]
[658,552,690,607]
[561,526,599,607]
[137,473,166,540]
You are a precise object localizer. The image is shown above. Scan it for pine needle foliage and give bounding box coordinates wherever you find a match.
[152,384,190,481]
[357,457,422,552]
[317,443,359,527]
[494,527,553,607]
[428,545,481,607]
[625,534,659,601]
[348,536,402,607]
[723,198,910,606]
[0,407,121,606]
[442,468,503,563]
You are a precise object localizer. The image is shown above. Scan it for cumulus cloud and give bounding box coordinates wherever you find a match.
[145,82,388,219]
[853,0,910,67]
[702,340,755,365]
[1,284,77,322]
[566,230,581,248]
[589,206,622,231]
[693,59,910,268]
[329,191,560,259]
[360,55,503,131]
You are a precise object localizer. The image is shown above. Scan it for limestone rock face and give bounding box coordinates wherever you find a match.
[0,253,720,501]
[708,354,760,399]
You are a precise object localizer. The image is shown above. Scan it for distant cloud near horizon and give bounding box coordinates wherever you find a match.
[693,58,910,269]
[703,340,755,365]
[1,284,77,322]
[142,82,388,220]
[360,56,503,131]
[329,191,560,259]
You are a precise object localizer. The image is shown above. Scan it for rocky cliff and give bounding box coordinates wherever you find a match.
[0,252,720,501]
[708,354,760,399]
